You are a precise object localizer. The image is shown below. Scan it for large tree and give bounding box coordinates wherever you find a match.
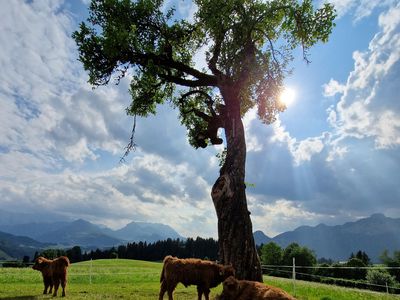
[73,0,335,281]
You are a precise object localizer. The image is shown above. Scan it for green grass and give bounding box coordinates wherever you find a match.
[0,259,399,299]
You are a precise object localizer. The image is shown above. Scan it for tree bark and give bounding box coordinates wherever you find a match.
[211,86,263,282]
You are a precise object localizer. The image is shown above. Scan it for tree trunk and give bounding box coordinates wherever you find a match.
[211,87,263,282]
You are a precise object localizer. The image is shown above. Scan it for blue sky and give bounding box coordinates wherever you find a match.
[0,0,399,238]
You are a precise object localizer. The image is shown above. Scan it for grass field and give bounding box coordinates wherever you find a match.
[0,259,399,299]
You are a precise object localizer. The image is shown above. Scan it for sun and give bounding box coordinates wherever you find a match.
[279,87,296,107]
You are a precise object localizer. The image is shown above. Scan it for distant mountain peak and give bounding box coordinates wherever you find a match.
[369,213,386,219]
[255,213,400,262]
[253,230,272,245]
[115,221,183,242]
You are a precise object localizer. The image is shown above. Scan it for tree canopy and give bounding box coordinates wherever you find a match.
[73,0,335,149]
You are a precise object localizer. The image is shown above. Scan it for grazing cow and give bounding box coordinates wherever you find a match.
[32,256,70,297]
[216,276,296,300]
[159,255,235,300]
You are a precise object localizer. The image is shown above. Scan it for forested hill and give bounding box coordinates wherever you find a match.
[0,231,53,260]
[254,214,400,262]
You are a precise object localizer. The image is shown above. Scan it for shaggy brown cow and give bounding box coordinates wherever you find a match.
[216,276,296,300]
[32,256,70,297]
[159,255,235,300]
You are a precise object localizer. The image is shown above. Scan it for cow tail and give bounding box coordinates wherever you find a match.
[160,255,173,283]
[160,261,166,283]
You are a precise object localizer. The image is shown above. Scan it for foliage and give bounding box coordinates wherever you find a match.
[83,237,218,262]
[318,257,334,265]
[1,261,27,268]
[216,147,227,167]
[345,258,367,280]
[260,242,283,266]
[380,249,400,282]
[66,246,83,263]
[349,250,371,266]
[281,242,317,278]
[38,248,67,260]
[260,242,283,277]
[73,0,336,148]
[366,268,397,289]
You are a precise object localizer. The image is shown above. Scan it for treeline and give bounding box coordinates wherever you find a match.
[32,237,218,263]
[259,242,400,294]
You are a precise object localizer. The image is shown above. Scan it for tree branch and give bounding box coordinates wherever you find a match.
[208,35,225,78]
[134,52,218,87]
[120,115,137,163]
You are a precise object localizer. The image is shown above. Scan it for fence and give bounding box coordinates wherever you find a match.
[262,259,400,296]
[0,260,160,285]
[2,259,400,297]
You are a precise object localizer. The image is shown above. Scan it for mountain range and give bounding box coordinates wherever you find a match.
[1,210,399,263]
[254,213,400,262]
[0,209,183,259]
[0,231,54,260]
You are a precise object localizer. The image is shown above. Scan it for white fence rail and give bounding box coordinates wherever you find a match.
[261,259,400,296]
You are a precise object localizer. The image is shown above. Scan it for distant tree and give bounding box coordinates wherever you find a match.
[260,242,283,277]
[41,249,66,259]
[260,242,282,266]
[318,257,334,265]
[345,258,367,280]
[314,263,333,278]
[282,243,316,266]
[354,250,370,265]
[109,247,118,259]
[22,256,30,264]
[73,0,335,281]
[117,245,127,259]
[380,249,400,282]
[331,262,346,279]
[281,243,317,279]
[66,246,83,263]
[366,269,396,288]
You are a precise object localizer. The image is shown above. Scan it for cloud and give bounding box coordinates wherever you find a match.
[328,3,400,149]
[0,1,139,165]
[248,196,333,237]
[290,137,325,166]
[323,79,346,97]
[323,0,397,21]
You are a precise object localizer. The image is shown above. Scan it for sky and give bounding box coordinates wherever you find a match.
[0,0,399,238]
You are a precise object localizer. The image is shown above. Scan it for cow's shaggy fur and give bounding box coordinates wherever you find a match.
[159,255,235,300]
[216,276,296,300]
[32,256,70,297]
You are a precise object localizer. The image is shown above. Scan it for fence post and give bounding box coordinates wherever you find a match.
[292,257,296,296]
[89,258,92,284]
[386,281,389,294]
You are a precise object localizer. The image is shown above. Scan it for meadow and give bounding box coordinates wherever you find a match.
[0,259,399,299]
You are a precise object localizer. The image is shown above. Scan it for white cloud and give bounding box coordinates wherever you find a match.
[323,0,397,21]
[248,196,330,237]
[291,137,325,165]
[328,3,400,149]
[269,119,325,165]
[323,79,346,97]
[326,145,348,162]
